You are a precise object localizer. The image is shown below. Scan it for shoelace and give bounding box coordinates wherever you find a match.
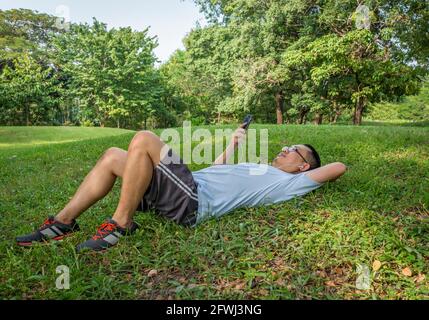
[93,222,117,240]
[41,217,55,228]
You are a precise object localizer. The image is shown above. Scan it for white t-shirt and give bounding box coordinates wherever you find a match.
[192,163,323,224]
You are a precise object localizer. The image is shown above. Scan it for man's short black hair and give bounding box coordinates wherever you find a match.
[303,144,321,169]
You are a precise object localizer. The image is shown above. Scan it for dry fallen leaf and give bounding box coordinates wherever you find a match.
[316,270,328,278]
[415,274,425,283]
[234,281,246,290]
[372,260,382,271]
[273,257,284,266]
[402,267,412,277]
[147,269,158,277]
[334,267,343,275]
[258,289,269,295]
[325,280,336,287]
[275,279,286,286]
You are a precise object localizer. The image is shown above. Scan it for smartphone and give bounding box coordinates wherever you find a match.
[242,114,253,130]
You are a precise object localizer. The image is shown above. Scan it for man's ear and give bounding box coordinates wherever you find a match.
[299,163,311,172]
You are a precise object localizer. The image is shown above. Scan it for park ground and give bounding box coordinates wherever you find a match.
[0,123,428,299]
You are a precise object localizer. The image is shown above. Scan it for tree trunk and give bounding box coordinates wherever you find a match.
[298,109,308,124]
[217,111,221,124]
[333,111,341,123]
[313,112,323,125]
[25,104,30,126]
[353,98,365,125]
[117,118,120,128]
[275,91,284,124]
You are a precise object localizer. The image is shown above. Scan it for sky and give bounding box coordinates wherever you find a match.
[0,0,207,65]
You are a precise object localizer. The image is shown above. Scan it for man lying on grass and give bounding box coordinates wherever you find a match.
[16,125,347,252]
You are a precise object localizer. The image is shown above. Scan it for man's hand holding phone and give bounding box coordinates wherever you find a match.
[213,114,252,165]
[231,114,252,148]
[231,127,246,148]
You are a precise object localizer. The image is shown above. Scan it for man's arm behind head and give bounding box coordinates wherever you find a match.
[305,162,347,184]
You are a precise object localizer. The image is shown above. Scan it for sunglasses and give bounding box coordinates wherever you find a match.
[281,145,309,165]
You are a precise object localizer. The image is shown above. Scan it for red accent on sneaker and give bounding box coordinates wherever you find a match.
[41,217,55,228]
[17,233,70,246]
[52,234,67,241]
[17,242,34,247]
[92,222,117,240]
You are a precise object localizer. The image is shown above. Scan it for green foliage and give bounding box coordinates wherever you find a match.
[52,19,164,129]
[280,30,421,124]
[0,54,57,125]
[369,77,429,121]
[183,25,239,121]
[0,10,175,129]
[1,2,429,128]
[186,0,428,125]
[159,50,208,125]
[0,9,64,67]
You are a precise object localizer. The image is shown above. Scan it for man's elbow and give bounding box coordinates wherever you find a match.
[336,162,347,173]
[333,162,347,178]
[324,162,347,182]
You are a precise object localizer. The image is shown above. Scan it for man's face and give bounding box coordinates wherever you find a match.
[271,144,311,173]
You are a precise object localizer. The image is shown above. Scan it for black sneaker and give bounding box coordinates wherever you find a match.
[76,219,138,252]
[16,216,79,247]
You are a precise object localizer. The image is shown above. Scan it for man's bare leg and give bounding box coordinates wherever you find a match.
[55,147,128,225]
[111,131,166,228]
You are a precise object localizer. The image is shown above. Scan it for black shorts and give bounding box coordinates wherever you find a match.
[135,148,198,227]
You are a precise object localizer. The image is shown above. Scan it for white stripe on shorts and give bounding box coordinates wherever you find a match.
[158,162,198,198]
[156,165,198,201]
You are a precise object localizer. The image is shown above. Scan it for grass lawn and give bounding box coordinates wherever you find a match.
[0,124,428,299]
[0,126,135,149]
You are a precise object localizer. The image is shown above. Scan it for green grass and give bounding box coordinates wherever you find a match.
[0,124,428,300]
[361,120,429,127]
[0,126,134,149]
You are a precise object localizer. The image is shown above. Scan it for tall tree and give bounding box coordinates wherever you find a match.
[0,9,64,69]
[0,53,56,125]
[190,0,428,124]
[52,19,162,128]
[181,25,241,123]
[280,30,420,124]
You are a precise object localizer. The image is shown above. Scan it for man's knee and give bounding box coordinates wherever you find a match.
[101,147,124,164]
[129,130,158,149]
[99,147,127,176]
